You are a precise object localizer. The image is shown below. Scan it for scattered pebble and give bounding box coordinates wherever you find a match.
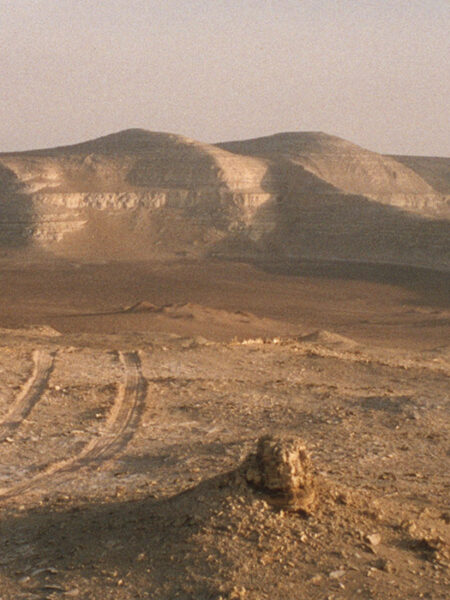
[329,569,346,579]
[366,533,381,546]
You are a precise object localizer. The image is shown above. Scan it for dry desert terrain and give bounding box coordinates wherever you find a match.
[0,130,448,599]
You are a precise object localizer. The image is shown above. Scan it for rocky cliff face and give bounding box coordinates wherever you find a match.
[0,129,449,268]
[218,132,449,215]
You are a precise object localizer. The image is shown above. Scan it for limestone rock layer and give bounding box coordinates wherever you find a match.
[0,129,448,268]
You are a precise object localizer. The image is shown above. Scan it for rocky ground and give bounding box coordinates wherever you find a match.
[0,258,448,599]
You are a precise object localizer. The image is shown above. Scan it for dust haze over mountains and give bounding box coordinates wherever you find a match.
[1,3,449,598]
[2,1,449,157]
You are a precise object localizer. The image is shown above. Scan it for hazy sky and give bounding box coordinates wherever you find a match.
[1,0,449,155]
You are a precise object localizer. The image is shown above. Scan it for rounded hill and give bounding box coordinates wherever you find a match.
[0,129,448,268]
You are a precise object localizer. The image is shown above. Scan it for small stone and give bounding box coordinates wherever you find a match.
[366,533,381,546]
[329,569,345,579]
[31,567,58,576]
[230,586,246,599]
[40,585,66,592]
[403,521,417,534]
[336,492,349,505]
[376,558,394,573]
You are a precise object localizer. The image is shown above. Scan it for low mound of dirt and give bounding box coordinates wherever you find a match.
[160,303,256,323]
[123,301,159,313]
[298,329,358,349]
[59,300,300,341]
[124,301,277,326]
[0,325,61,338]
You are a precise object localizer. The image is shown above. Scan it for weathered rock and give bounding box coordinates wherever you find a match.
[366,533,382,546]
[1,129,448,268]
[244,435,316,512]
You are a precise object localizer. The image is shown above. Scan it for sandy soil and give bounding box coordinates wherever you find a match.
[0,257,448,347]
[0,257,448,599]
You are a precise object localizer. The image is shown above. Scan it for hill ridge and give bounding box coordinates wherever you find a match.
[0,129,448,268]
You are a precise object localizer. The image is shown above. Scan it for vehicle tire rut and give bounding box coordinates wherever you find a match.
[0,350,54,443]
[0,351,147,501]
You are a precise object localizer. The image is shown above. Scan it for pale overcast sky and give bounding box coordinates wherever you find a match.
[0,0,448,155]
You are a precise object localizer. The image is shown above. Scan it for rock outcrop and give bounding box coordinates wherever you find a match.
[244,435,316,512]
[0,129,448,268]
[218,132,450,268]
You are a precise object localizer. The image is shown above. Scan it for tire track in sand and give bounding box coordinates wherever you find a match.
[0,350,54,443]
[0,351,147,500]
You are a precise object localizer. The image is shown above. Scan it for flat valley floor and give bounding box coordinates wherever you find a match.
[0,257,448,599]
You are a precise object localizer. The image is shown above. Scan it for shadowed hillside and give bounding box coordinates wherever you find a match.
[218,132,448,215]
[0,129,448,268]
[0,163,34,248]
[392,155,450,195]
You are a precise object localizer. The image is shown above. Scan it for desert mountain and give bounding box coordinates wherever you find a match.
[0,129,448,268]
[218,132,440,204]
[392,155,450,195]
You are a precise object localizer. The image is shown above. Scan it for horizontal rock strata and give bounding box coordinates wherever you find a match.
[1,129,448,268]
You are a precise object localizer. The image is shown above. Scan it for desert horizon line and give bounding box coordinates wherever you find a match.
[1,127,448,159]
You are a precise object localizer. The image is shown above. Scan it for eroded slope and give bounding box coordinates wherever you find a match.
[1,129,449,268]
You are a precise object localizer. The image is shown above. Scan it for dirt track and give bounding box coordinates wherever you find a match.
[0,258,448,599]
[0,351,146,502]
[0,257,448,348]
[0,350,54,442]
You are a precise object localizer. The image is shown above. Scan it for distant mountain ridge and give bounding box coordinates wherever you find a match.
[0,129,448,268]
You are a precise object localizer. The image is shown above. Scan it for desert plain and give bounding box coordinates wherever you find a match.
[0,130,449,599]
